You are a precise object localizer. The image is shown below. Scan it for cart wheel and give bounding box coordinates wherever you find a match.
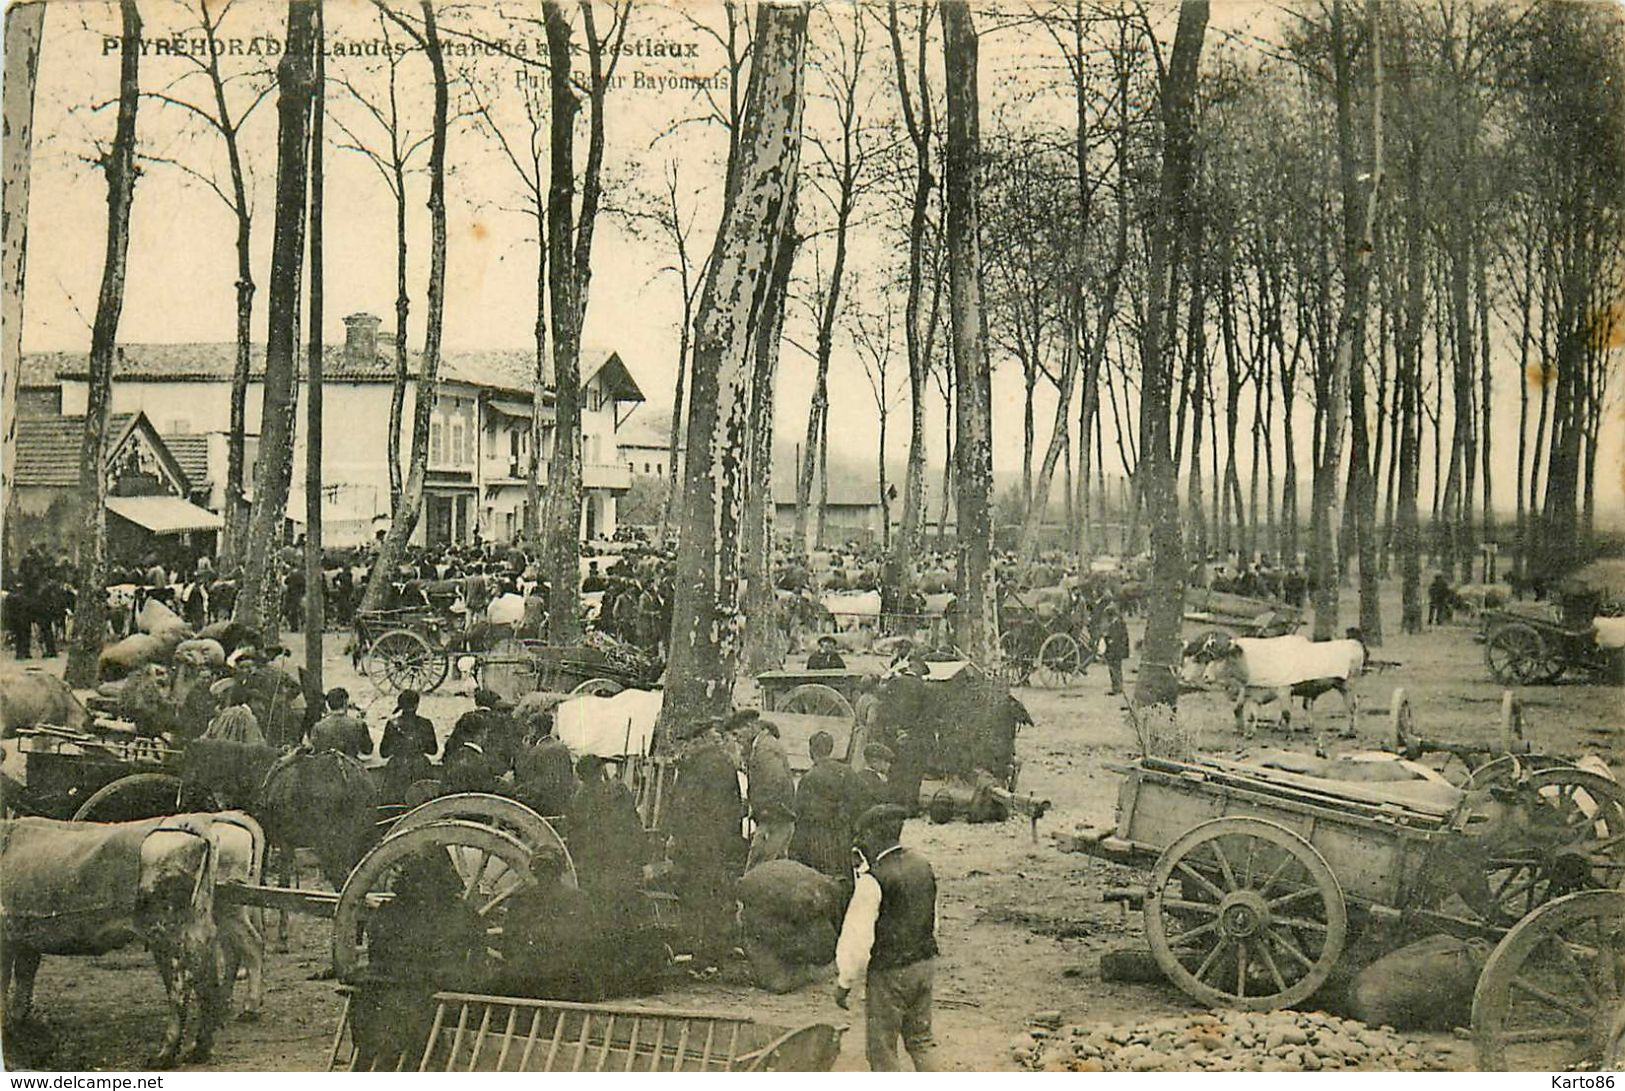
[1145,816,1347,1011]
[570,677,624,698]
[71,773,219,822]
[365,629,450,694]
[1464,755,1576,791]
[1474,767,1625,924]
[1033,633,1082,688]
[1471,889,1625,1071]
[1486,622,1554,685]
[332,819,536,982]
[778,684,855,719]
[386,792,576,888]
[996,630,1032,685]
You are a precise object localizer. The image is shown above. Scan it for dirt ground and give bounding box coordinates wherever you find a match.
[4,583,1620,1072]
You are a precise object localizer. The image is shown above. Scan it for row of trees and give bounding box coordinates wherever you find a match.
[10,0,1621,716]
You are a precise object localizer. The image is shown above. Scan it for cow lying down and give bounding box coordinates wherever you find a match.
[1186,631,1367,736]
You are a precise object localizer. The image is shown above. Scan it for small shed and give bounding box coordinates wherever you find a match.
[8,411,220,567]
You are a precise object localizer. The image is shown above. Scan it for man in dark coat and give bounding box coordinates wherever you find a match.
[666,718,747,968]
[806,635,847,671]
[741,715,796,871]
[564,754,646,910]
[513,717,577,817]
[854,743,895,817]
[790,730,858,883]
[1100,603,1130,696]
[380,689,438,802]
[309,687,373,759]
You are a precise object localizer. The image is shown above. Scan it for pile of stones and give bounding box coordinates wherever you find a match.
[1014,1009,1456,1072]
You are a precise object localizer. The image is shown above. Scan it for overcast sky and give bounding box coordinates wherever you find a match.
[17,0,1623,523]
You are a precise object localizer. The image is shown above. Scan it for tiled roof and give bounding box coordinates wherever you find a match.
[23,341,638,399]
[162,434,210,486]
[15,413,138,488]
[26,344,400,384]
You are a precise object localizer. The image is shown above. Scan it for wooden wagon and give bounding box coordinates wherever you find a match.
[328,989,844,1072]
[478,640,661,706]
[0,722,207,819]
[754,668,872,719]
[1058,754,1625,1069]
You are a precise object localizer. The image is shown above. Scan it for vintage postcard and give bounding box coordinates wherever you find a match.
[1,0,1622,1075]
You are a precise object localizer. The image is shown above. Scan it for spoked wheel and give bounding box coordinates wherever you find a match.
[570,677,624,698]
[365,629,449,694]
[1486,623,1554,685]
[71,773,220,822]
[1464,755,1576,791]
[1472,768,1625,925]
[778,683,855,719]
[1145,816,1348,1011]
[1032,633,1083,688]
[386,792,577,887]
[1472,889,1625,1071]
[996,629,1033,686]
[332,819,535,982]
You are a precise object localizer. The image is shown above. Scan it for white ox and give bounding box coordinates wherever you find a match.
[818,590,882,632]
[1190,632,1366,736]
[1,816,224,1064]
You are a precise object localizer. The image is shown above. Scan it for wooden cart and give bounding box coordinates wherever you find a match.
[754,668,872,719]
[1058,754,1625,1069]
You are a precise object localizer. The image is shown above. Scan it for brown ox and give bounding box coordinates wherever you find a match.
[1,817,224,1065]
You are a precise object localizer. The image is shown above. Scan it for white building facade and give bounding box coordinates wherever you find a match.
[29,313,643,548]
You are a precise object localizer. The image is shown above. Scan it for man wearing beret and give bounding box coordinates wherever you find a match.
[834,804,940,1071]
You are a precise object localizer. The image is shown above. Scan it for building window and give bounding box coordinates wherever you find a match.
[451,423,464,466]
[431,423,443,465]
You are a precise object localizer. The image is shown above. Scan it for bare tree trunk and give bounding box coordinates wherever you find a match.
[389,166,411,516]
[1,2,44,531]
[302,19,326,704]
[1131,0,1208,710]
[1313,0,1379,642]
[887,0,933,591]
[526,226,546,542]
[743,205,797,673]
[65,0,140,688]
[1018,295,1078,556]
[662,3,807,732]
[237,2,318,637]
[941,0,998,665]
[658,312,688,542]
[542,0,584,643]
[359,0,447,615]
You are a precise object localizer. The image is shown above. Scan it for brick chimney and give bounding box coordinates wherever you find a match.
[344,312,381,361]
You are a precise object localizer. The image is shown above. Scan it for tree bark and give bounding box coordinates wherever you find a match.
[359,0,448,615]
[235,0,317,639]
[941,0,998,666]
[743,206,798,673]
[303,9,325,706]
[542,0,584,643]
[1131,0,1208,710]
[662,2,807,733]
[200,0,257,566]
[66,0,140,688]
[1,2,45,528]
[886,0,933,593]
[389,160,411,516]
